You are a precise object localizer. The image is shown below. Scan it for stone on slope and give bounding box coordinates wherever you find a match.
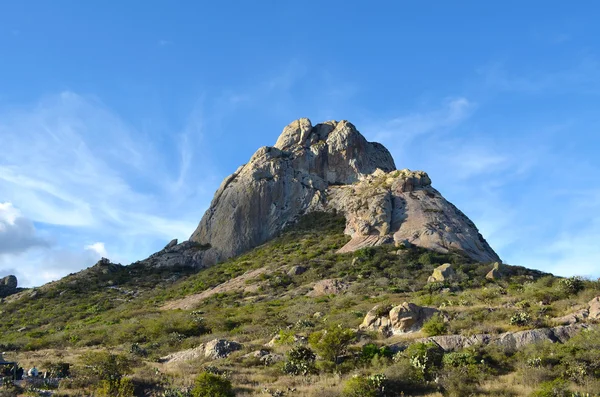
[427,264,455,283]
[486,262,503,280]
[307,279,349,297]
[360,302,440,336]
[203,339,242,359]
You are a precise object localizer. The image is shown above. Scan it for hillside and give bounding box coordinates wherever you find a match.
[1,212,599,396]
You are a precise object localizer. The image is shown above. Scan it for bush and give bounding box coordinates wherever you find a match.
[283,346,317,376]
[405,342,443,380]
[421,313,447,336]
[530,378,570,397]
[342,374,386,397]
[558,277,584,296]
[191,373,234,397]
[360,344,394,363]
[509,311,531,326]
[80,351,132,396]
[309,325,356,364]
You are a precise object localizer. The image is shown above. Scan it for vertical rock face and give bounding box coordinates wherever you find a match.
[189,118,396,266]
[146,118,499,268]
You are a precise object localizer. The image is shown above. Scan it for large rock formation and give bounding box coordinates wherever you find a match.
[144,118,499,268]
[0,275,18,297]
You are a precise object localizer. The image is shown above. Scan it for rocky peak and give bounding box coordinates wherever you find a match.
[145,118,499,269]
[0,275,18,298]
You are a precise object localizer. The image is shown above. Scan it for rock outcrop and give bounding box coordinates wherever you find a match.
[159,338,242,363]
[394,324,590,353]
[486,262,503,280]
[427,264,456,283]
[142,118,500,269]
[0,275,18,297]
[360,302,440,337]
[555,296,600,325]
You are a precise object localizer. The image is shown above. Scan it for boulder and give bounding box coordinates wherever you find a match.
[204,339,242,359]
[288,265,308,276]
[389,302,440,333]
[360,305,393,337]
[486,262,503,280]
[427,264,455,283]
[0,275,18,298]
[260,353,284,365]
[307,279,349,297]
[588,296,600,320]
[360,302,440,336]
[1,275,17,289]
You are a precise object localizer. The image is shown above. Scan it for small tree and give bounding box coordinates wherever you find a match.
[191,373,234,397]
[81,351,132,397]
[309,324,356,365]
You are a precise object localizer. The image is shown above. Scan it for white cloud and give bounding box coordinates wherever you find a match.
[0,92,217,286]
[0,202,48,254]
[85,242,108,257]
[373,97,475,143]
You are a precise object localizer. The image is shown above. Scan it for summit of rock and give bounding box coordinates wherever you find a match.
[144,118,499,268]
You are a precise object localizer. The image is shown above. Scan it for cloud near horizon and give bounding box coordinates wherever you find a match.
[0,92,216,287]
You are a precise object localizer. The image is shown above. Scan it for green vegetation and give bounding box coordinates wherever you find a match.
[1,212,600,396]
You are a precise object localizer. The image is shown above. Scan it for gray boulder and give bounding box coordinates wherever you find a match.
[204,339,242,359]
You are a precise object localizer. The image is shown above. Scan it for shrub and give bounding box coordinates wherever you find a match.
[510,311,531,326]
[558,277,584,296]
[283,346,317,376]
[96,377,134,397]
[405,342,443,380]
[191,373,234,397]
[309,325,356,364]
[530,378,570,397]
[342,374,386,397]
[360,343,393,363]
[80,351,132,396]
[421,313,447,337]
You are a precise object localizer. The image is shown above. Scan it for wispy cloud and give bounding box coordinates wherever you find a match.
[372,97,475,144]
[0,92,216,286]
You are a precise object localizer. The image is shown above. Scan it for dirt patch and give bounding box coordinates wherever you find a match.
[160,267,268,310]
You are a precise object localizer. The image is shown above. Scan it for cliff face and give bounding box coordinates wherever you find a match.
[144,118,499,268]
[189,119,397,266]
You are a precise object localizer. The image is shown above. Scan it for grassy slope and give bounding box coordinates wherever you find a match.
[1,212,600,396]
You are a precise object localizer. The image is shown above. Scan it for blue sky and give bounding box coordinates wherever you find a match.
[0,1,599,287]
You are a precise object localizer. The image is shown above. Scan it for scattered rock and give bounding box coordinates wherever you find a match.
[203,339,242,359]
[287,265,308,276]
[427,264,455,283]
[307,279,349,297]
[313,312,324,319]
[360,302,440,337]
